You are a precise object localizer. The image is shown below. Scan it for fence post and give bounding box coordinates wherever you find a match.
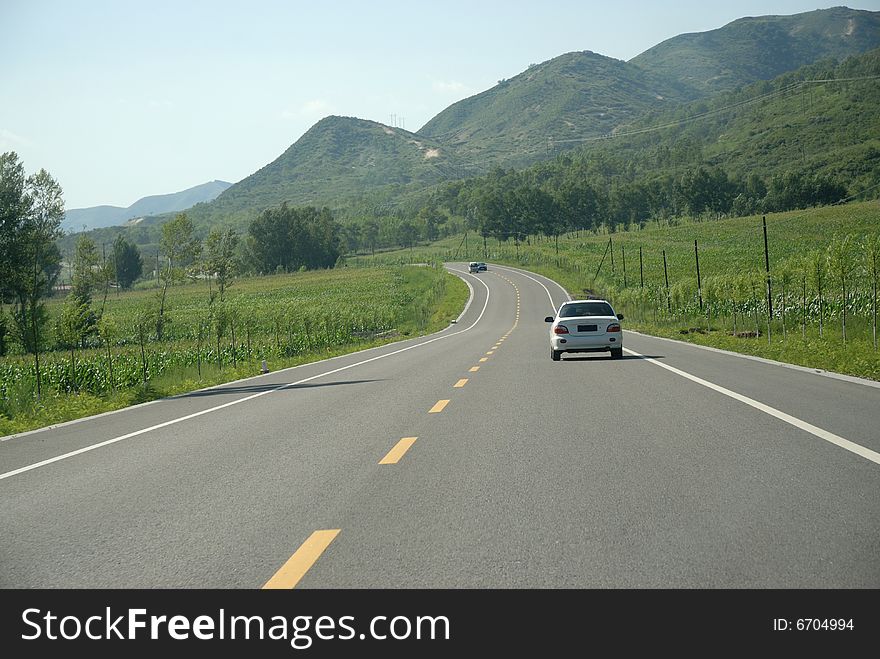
[639,246,644,288]
[610,237,615,275]
[802,276,806,340]
[694,239,703,312]
[763,217,772,344]
[663,250,670,313]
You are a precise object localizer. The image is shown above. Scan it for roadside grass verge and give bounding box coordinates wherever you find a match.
[0,265,468,437]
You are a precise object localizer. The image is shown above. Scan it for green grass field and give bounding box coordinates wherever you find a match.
[353,201,880,380]
[0,265,469,436]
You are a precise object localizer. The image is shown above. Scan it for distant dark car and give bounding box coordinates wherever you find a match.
[476,262,488,271]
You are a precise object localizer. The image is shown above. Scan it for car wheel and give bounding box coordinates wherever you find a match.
[551,349,562,361]
[610,347,623,359]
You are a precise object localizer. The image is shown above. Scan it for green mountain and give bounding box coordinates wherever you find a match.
[435,47,880,233]
[630,6,880,95]
[582,48,880,189]
[418,51,694,168]
[68,6,880,252]
[182,116,480,227]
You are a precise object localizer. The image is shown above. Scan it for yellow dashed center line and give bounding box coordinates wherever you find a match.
[469,366,480,372]
[429,399,450,413]
[486,350,494,355]
[454,378,468,388]
[379,437,418,465]
[263,530,340,589]
[479,357,488,362]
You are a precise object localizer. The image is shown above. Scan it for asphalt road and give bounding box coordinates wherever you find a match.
[1,263,878,588]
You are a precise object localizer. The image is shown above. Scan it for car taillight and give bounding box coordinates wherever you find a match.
[554,325,569,334]
[607,323,621,332]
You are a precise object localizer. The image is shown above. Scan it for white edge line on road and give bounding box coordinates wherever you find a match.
[623,347,880,466]
[0,270,490,482]
[500,264,879,467]
[625,329,880,390]
[491,264,570,310]
[494,263,879,390]
[454,275,475,323]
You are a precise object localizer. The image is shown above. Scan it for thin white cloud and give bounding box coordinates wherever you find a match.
[0,128,33,150]
[149,99,174,109]
[432,80,468,94]
[281,99,332,119]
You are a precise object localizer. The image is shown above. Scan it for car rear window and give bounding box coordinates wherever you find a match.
[559,302,615,318]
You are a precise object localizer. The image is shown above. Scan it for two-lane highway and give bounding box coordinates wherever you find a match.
[2,263,878,587]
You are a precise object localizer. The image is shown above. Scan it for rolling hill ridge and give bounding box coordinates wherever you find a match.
[64,180,231,232]
[631,6,880,95]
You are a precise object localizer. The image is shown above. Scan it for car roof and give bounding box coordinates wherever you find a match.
[562,298,611,305]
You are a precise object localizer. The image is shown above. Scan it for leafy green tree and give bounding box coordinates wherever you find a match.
[0,153,32,302]
[156,213,200,340]
[339,223,362,254]
[56,294,97,389]
[827,235,855,345]
[203,227,240,300]
[361,220,379,256]
[113,235,143,290]
[248,204,340,273]
[68,234,101,345]
[1,158,64,399]
[397,218,418,249]
[161,212,201,272]
[554,179,600,233]
[416,205,445,242]
[72,234,101,300]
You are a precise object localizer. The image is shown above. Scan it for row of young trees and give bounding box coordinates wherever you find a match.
[13,200,343,359]
[337,208,456,256]
[247,203,341,273]
[0,153,66,396]
[418,164,850,249]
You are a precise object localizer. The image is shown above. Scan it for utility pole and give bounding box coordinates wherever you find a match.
[639,246,644,288]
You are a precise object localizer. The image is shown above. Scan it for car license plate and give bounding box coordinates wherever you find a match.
[578,324,598,332]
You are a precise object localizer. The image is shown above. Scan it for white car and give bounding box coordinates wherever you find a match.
[545,299,624,361]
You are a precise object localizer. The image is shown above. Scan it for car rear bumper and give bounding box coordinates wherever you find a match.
[551,335,621,351]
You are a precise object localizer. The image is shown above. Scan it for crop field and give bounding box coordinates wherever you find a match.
[0,265,468,436]
[354,201,880,380]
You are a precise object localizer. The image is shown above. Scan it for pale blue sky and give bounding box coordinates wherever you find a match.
[2,1,878,209]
